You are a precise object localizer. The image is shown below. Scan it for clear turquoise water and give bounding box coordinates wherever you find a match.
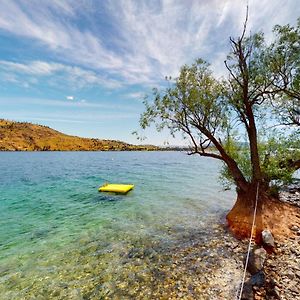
[0,151,235,299]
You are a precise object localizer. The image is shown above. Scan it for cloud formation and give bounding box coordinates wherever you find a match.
[0,60,121,89]
[0,0,298,87]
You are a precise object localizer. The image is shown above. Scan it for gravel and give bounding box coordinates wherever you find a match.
[250,183,300,300]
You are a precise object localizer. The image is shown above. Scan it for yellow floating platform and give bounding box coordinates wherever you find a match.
[99,183,134,194]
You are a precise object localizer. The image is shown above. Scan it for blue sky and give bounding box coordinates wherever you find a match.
[0,0,299,145]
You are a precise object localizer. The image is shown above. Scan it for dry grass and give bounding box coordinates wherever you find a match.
[0,119,157,151]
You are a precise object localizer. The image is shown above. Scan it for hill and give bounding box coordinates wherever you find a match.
[0,119,158,151]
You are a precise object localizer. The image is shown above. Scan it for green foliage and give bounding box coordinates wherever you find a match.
[261,133,299,180]
[220,132,300,188]
[140,20,300,191]
[220,136,251,184]
[140,59,229,140]
[267,18,300,126]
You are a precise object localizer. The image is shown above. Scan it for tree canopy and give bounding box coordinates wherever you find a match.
[268,19,300,126]
[140,19,300,193]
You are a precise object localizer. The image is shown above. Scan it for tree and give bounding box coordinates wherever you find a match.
[267,19,300,126]
[139,21,300,241]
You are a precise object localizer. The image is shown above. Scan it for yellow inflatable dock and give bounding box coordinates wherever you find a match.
[99,183,134,194]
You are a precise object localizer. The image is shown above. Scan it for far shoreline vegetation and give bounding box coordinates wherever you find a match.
[0,118,190,152]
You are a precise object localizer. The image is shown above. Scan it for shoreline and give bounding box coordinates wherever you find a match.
[260,183,300,300]
[0,149,187,152]
[0,153,298,299]
[233,183,300,300]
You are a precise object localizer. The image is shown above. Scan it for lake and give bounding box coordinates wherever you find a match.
[0,151,236,299]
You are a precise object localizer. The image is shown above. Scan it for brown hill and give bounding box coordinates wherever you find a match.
[0,119,157,151]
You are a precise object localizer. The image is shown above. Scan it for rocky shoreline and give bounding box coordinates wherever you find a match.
[263,231,300,300]
[100,220,249,299]
[279,183,300,208]
[259,183,300,300]
[108,182,300,299]
[239,183,300,300]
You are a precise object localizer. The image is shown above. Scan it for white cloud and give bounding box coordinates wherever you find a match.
[0,60,62,75]
[126,92,145,100]
[2,111,137,123]
[0,60,122,89]
[0,97,140,112]
[66,96,74,101]
[0,0,299,86]
[102,0,300,82]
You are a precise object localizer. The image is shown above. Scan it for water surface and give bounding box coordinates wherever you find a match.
[0,151,236,299]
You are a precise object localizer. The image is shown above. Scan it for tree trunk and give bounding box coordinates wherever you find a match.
[226,184,300,243]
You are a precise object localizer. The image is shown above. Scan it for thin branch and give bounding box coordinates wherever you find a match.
[188,150,224,160]
[241,4,249,41]
[224,60,243,88]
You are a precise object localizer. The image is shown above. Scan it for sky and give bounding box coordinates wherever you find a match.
[0,0,299,145]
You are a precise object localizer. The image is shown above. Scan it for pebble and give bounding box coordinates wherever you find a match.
[260,183,300,300]
[280,183,300,208]
[291,225,300,231]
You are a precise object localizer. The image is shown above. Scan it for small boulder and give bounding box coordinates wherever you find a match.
[262,229,275,248]
[250,270,265,287]
[247,247,267,275]
[241,281,254,300]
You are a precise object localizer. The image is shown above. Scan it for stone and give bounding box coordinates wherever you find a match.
[289,284,300,294]
[247,247,267,275]
[261,230,275,248]
[241,281,254,300]
[249,271,265,287]
[291,225,300,232]
[273,286,281,298]
[284,270,295,279]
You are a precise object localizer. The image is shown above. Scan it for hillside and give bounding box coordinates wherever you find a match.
[0,119,158,151]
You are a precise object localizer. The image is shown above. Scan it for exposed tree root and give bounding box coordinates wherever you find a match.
[226,195,300,243]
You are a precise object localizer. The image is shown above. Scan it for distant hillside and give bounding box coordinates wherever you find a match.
[0,119,158,151]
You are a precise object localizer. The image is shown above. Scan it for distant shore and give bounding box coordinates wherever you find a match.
[0,147,190,152]
[0,119,193,152]
[0,119,155,151]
